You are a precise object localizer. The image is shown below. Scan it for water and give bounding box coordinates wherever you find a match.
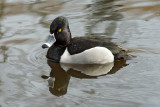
[0,0,160,107]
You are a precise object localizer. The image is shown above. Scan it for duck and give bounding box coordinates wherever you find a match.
[42,16,129,64]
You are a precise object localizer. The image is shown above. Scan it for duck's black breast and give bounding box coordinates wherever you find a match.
[47,44,66,62]
[67,37,128,60]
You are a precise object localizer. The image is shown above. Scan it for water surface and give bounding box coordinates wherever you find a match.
[0,0,160,107]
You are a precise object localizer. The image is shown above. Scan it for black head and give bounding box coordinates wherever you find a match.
[50,16,72,47]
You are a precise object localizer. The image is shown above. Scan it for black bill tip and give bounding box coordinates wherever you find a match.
[42,43,50,49]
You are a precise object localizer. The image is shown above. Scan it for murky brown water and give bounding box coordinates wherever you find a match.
[0,0,160,107]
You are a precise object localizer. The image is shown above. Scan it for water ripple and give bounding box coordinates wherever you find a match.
[26,47,47,67]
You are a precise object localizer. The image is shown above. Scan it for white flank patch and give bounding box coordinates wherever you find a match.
[60,47,114,64]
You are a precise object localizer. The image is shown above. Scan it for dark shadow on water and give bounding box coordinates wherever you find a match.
[0,0,5,39]
[0,46,8,63]
[86,0,123,37]
[41,60,128,96]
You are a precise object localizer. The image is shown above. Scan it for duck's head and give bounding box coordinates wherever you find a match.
[42,16,71,48]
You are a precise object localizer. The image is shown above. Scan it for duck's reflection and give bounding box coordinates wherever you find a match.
[42,62,70,96]
[42,60,128,96]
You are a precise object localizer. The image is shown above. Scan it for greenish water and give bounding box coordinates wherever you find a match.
[0,0,160,107]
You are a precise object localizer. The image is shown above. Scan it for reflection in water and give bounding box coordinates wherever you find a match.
[0,0,5,39]
[0,46,8,63]
[61,63,114,76]
[0,1,7,63]
[86,0,123,37]
[87,0,123,21]
[28,0,66,28]
[42,60,128,96]
[117,0,160,20]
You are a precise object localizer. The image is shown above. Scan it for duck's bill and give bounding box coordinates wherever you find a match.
[42,34,55,49]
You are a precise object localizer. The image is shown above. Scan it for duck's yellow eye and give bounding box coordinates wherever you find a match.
[57,88,61,91]
[58,29,61,32]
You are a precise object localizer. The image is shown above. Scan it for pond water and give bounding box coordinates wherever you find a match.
[0,0,160,107]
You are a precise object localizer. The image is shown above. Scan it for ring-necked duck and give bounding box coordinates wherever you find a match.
[42,16,128,64]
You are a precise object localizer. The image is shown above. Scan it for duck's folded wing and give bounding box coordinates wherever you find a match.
[67,37,128,60]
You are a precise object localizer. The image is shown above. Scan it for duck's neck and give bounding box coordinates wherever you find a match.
[55,37,72,47]
[54,40,71,47]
